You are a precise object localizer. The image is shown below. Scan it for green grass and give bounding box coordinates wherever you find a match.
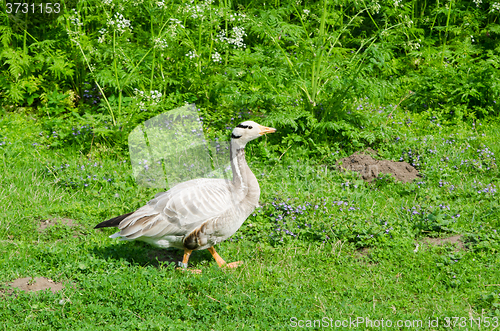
[1,110,499,330]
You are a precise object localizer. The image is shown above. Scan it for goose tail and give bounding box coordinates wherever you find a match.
[94,212,134,229]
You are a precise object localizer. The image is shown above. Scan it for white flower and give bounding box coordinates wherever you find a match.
[103,0,112,5]
[134,88,145,97]
[217,26,247,49]
[167,18,185,38]
[97,28,107,43]
[156,1,165,7]
[134,89,162,106]
[108,12,132,34]
[186,50,198,59]
[69,9,83,27]
[170,18,184,28]
[150,90,162,101]
[491,2,500,11]
[473,0,482,6]
[153,37,168,50]
[212,51,222,62]
[150,90,162,105]
[302,9,311,19]
[407,40,421,50]
[184,0,215,19]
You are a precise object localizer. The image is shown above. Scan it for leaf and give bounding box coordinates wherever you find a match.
[0,25,13,47]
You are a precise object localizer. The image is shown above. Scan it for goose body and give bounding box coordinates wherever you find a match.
[95,121,276,270]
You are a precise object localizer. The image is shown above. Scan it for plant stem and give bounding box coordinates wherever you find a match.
[150,7,155,92]
[441,0,453,63]
[113,30,122,120]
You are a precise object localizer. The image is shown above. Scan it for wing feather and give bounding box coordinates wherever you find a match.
[115,178,236,240]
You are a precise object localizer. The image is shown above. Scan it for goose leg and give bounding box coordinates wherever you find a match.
[208,247,243,269]
[177,249,201,274]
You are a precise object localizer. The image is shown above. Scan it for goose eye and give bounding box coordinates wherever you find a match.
[248,126,253,129]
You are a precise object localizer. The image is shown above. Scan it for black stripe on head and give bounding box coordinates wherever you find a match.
[236,124,248,129]
[231,133,242,139]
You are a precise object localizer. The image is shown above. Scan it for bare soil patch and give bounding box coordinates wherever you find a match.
[422,235,464,250]
[337,149,419,183]
[38,218,78,232]
[357,247,371,257]
[7,277,64,294]
[354,247,379,266]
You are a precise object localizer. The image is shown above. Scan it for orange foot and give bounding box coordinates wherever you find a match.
[176,249,202,274]
[224,261,243,269]
[208,246,243,269]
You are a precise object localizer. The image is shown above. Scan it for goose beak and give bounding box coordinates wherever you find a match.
[259,125,276,135]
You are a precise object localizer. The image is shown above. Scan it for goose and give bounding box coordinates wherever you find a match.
[95,121,276,272]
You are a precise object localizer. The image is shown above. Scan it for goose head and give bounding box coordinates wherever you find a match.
[231,121,276,148]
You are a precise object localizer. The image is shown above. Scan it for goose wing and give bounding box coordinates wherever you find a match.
[116,178,236,239]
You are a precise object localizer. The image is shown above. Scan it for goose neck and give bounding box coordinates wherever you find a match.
[230,139,260,206]
[230,140,247,188]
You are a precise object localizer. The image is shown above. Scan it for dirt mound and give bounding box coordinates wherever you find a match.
[337,149,419,183]
[7,277,64,294]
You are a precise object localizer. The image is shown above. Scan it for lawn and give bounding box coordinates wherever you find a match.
[0,109,499,330]
[1,0,500,328]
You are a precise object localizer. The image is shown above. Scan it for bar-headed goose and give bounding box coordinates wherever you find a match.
[95,121,276,272]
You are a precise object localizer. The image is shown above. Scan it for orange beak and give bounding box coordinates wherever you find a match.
[259,125,276,135]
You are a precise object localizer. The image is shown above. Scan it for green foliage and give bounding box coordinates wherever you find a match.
[0,13,76,105]
[0,0,498,158]
[404,58,500,119]
[474,290,500,316]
